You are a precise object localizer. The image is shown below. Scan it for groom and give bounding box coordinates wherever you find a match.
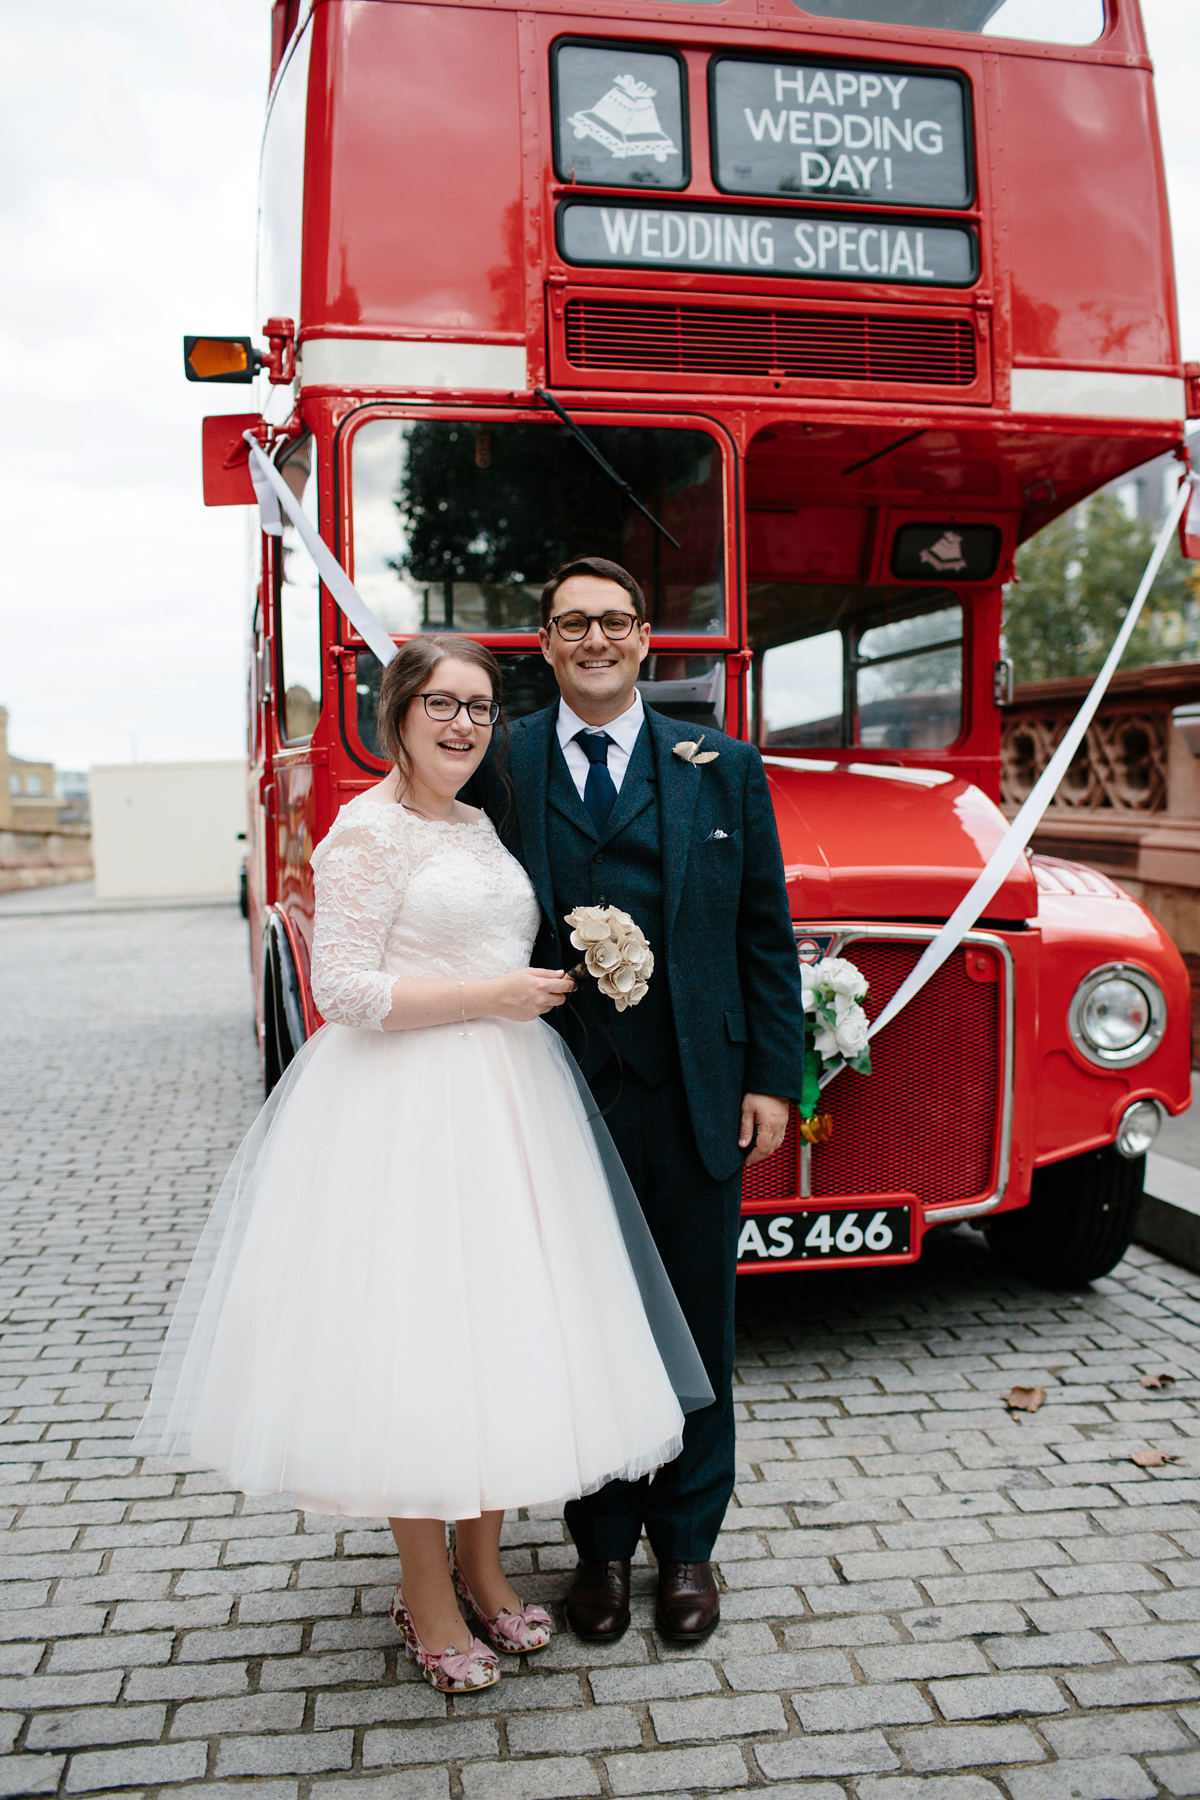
[468,555,806,1644]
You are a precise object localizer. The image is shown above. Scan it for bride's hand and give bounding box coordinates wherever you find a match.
[486,970,575,1021]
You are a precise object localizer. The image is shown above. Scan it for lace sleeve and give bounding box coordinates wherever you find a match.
[310,806,410,1029]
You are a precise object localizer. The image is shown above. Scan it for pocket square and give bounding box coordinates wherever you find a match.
[706,828,729,841]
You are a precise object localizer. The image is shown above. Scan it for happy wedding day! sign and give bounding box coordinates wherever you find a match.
[711,59,972,209]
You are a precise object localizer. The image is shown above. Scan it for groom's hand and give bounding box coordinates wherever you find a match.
[739,1093,790,1166]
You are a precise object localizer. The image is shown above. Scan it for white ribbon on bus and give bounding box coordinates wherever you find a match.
[244,429,1194,1052]
[865,473,1194,1049]
[245,432,399,669]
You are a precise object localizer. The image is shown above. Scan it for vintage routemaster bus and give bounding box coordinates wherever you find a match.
[191,0,1197,1287]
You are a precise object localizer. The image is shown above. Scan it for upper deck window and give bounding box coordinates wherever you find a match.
[553,43,689,191]
[788,0,1104,46]
[350,418,725,637]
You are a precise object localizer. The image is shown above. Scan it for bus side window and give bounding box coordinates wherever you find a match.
[753,586,963,752]
[855,605,963,750]
[276,437,322,743]
[761,630,844,748]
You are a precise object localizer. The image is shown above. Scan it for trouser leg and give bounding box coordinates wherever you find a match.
[564,1067,742,1564]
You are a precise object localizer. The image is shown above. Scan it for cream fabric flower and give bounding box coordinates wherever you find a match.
[585,939,622,974]
[673,738,719,767]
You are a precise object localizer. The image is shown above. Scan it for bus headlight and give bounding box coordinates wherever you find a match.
[1115,1099,1163,1160]
[1068,964,1166,1068]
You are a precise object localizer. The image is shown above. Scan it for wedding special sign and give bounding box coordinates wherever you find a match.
[558,201,977,287]
[711,58,972,209]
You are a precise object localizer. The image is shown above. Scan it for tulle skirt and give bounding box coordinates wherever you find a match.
[132,1015,709,1519]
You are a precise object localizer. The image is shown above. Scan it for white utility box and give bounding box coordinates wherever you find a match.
[90,762,246,901]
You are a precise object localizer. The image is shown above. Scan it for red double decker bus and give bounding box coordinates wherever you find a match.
[192,0,1196,1286]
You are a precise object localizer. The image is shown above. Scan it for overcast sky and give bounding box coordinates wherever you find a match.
[1,0,1197,771]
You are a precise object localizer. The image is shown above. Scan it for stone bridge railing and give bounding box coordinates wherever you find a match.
[1003,661,1200,1059]
[0,824,92,895]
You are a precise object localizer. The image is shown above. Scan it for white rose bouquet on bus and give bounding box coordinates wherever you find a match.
[799,955,872,1144]
[564,906,654,1012]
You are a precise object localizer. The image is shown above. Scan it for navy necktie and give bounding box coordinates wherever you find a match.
[575,730,617,830]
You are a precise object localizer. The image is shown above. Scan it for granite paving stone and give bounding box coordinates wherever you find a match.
[793,1681,931,1731]
[892,1723,1047,1772]
[0,1759,65,1799]
[928,1672,1068,1719]
[754,1729,899,1778]
[11,903,1200,1799]
[1002,1755,1158,1800]
[1146,1750,1200,1795]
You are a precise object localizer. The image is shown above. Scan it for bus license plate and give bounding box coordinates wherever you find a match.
[737,1206,912,1264]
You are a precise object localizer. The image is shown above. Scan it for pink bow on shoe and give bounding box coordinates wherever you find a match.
[437,1637,501,1684]
[449,1549,554,1654]
[490,1602,553,1653]
[389,1584,500,1693]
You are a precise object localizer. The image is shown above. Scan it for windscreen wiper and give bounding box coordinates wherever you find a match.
[534,387,681,550]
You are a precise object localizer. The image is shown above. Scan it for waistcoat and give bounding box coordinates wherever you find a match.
[546,726,677,1088]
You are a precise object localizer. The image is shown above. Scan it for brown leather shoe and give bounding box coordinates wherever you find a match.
[656,1560,720,1644]
[565,1559,631,1642]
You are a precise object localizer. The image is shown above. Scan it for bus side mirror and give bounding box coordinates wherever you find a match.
[202,415,262,506]
[1180,477,1200,563]
[184,335,262,383]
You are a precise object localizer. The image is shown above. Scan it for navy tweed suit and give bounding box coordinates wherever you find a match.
[468,702,806,1558]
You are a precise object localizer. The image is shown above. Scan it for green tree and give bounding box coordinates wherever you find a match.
[1003,490,1198,683]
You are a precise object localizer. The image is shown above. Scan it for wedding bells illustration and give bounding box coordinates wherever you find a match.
[569,73,678,163]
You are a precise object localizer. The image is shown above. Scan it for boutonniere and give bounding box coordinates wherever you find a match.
[674,737,719,767]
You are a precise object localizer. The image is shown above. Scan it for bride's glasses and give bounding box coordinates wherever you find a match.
[420,693,501,726]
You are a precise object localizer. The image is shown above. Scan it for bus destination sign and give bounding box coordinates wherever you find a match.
[558,201,976,287]
[711,59,971,210]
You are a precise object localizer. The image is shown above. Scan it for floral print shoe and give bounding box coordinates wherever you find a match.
[388,1583,500,1693]
[450,1548,553,1654]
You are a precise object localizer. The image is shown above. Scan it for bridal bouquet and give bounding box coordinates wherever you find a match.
[564,906,654,1013]
[799,955,872,1141]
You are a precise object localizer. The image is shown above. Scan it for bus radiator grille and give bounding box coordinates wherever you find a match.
[563,300,978,386]
[743,940,1001,1211]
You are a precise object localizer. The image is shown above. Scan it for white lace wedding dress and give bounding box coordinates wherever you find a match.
[132,796,694,1519]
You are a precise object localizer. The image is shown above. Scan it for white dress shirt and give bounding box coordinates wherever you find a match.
[556,692,645,803]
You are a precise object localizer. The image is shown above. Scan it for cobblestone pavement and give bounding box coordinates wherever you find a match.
[7,904,1200,1800]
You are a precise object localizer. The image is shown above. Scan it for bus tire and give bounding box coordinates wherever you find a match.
[261,913,306,1096]
[984,1145,1144,1287]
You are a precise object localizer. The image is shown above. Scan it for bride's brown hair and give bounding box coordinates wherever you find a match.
[376,636,510,807]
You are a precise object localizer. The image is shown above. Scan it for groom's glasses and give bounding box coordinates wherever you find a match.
[420,693,500,726]
[547,610,640,641]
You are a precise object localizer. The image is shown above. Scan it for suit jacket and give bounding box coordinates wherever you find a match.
[468,702,806,1181]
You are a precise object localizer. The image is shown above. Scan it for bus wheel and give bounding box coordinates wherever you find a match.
[261,913,305,1097]
[985,1145,1144,1287]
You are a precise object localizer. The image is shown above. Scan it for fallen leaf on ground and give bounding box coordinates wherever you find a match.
[1131,1448,1179,1467]
[1002,1386,1045,1413]
[1141,1373,1176,1390]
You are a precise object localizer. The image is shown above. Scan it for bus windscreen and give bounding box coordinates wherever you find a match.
[349,419,725,637]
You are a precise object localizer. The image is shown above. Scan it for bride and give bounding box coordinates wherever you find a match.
[132,634,708,1695]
